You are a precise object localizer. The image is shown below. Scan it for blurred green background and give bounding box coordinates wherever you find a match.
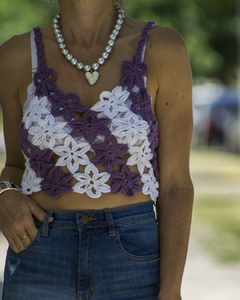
[0,0,238,84]
[0,0,240,266]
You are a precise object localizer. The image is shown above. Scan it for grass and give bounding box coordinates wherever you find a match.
[190,148,240,178]
[190,148,240,263]
[193,194,240,263]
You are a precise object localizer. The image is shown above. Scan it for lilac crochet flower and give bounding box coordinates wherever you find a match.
[69,110,110,143]
[151,152,160,181]
[41,167,72,198]
[28,114,68,150]
[54,136,91,173]
[21,161,42,195]
[73,164,110,198]
[91,86,129,119]
[110,165,141,197]
[34,65,56,97]
[50,90,87,121]
[120,58,148,91]
[28,145,54,177]
[141,167,159,201]
[92,135,128,172]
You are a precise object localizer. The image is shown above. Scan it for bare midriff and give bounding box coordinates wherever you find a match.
[30,191,151,211]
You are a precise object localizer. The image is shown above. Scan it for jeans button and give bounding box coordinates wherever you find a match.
[81,215,90,224]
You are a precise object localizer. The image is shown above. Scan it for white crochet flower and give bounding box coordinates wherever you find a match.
[111,111,149,145]
[27,82,36,100]
[127,140,153,174]
[91,86,129,118]
[28,114,68,150]
[73,164,110,198]
[141,168,159,202]
[21,162,42,195]
[54,136,91,173]
[23,96,52,129]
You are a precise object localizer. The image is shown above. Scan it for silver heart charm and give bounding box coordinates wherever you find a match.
[85,71,100,86]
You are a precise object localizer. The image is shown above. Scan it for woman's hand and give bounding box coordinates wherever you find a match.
[0,191,53,253]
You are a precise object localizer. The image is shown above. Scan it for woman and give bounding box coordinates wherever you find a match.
[0,0,194,299]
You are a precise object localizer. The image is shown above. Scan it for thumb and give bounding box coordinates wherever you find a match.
[27,200,54,223]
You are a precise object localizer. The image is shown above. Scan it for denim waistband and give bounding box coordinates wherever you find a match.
[36,201,156,237]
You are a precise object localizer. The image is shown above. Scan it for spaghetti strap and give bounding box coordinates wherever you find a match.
[32,27,46,68]
[141,23,156,62]
[134,22,155,63]
[31,30,38,77]
[120,21,156,91]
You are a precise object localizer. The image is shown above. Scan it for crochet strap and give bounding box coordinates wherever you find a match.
[31,30,38,76]
[135,22,155,63]
[33,27,46,68]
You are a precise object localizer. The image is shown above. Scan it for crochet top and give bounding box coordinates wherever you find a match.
[18,22,160,201]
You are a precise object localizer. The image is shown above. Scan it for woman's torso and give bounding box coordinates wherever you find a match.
[17,18,159,210]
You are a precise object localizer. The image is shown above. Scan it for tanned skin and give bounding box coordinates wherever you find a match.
[0,1,193,299]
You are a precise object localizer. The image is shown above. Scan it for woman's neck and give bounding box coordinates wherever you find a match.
[58,0,117,47]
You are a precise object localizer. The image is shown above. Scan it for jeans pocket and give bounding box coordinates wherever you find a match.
[115,218,159,261]
[7,226,42,257]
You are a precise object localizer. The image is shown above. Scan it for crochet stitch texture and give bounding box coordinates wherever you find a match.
[19,22,160,201]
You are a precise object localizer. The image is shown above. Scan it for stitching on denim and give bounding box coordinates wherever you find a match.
[36,216,155,229]
[85,216,155,229]
[116,236,160,261]
[116,216,155,227]
[87,228,97,300]
[50,225,78,229]
[114,224,160,261]
[77,230,81,299]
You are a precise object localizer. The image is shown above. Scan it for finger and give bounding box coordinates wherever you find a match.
[7,234,25,254]
[26,200,54,223]
[7,235,19,254]
[24,221,38,242]
[20,234,33,248]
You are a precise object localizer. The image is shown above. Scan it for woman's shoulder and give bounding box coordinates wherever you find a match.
[0,31,32,106]
[125,17,188,59]
[0,32,32,92]
[149,25,188,57]
[0,31,31,73]
[146,24,190,77]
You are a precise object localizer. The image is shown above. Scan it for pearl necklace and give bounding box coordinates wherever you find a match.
[52,5,125,86]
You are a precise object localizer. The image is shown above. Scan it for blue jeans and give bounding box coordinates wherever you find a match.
[2,201,160,300]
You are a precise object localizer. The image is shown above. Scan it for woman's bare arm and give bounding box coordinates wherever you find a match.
[0,36,51,254]
[149,27,194,300]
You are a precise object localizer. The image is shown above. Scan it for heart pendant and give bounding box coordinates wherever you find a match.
[85,71,100,86]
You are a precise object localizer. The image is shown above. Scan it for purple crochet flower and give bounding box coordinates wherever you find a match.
[50,90,87,121]
[29,145,54,177]
[120,58,148,91]
[41,167,72,198]
[130,89,153,120]
[18,123,32,156]
[34,65,56,97]
[69,110,110,143]
[110,165,141,197]
[148,118,159,150]
[92,135,128,172]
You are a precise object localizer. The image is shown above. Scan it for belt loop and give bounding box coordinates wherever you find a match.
[104,209,116,237]
[41,212,53,237]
